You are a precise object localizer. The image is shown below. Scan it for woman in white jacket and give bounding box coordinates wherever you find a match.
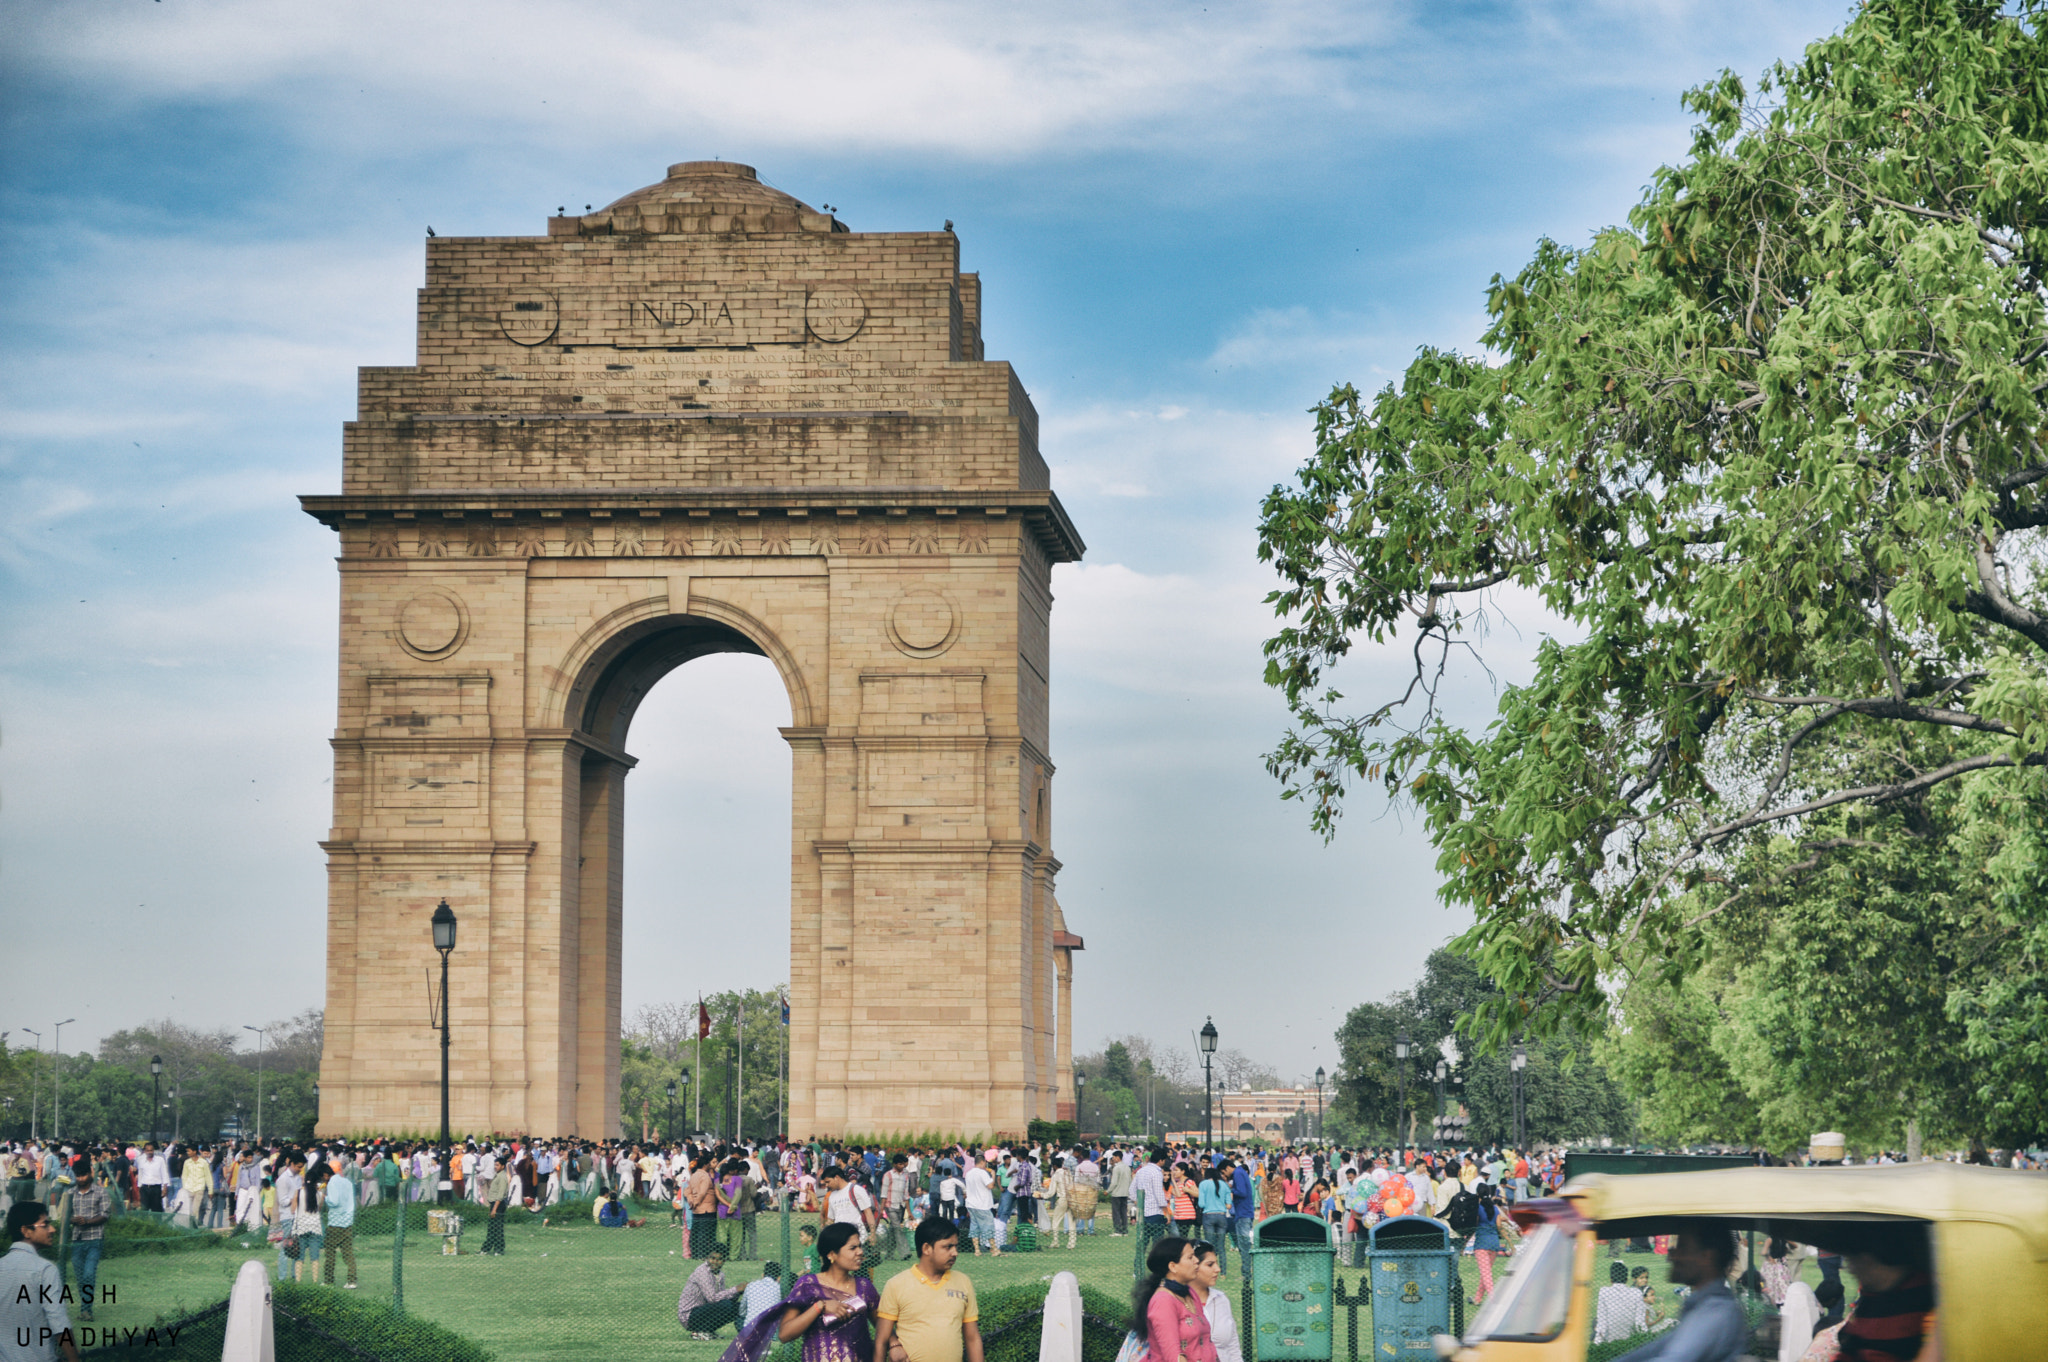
[1192,1239,1244,1362]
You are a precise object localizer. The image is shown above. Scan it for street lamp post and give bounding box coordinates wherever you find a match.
[151,1055,164,1143]
[243,1025,269,1145]
[51,1019,75,1141]
[1199,1017,1219,1149]
[1075,1070,1086,1134]
[21,1030,40,1141]
[1434,1060,1447,1147]
[679,1068,692,1138]
[666,1079,678,1144]
[1510,1042,1528,1150]
[313,1082,321,1135]
[431,901,458,1153]
[1313,1066,1325,1145]
[1394,1030,1411,1152]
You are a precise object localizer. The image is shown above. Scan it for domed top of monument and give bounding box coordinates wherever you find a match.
[563,161,841,237]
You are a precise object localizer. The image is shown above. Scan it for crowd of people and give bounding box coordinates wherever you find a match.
[2,1129,1989,1362]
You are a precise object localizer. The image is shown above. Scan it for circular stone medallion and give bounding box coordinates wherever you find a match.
[399,590,468,659]
[805,288,868,344]
[500,290,559,346]
[888,590,957,656]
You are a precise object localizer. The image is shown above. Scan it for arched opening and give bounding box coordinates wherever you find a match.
[560,610,810,1139]
[619,652,791,1140]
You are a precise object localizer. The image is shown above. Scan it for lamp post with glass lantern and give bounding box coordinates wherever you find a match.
[666,1079,678,1143]
[1434,1059,1447,1146]
[1313,1066,1325,1144]
[151,1055,164,1143]
[431,900,458,1151]
[1510,1042,1528,1150]
[1075,1069,1086,1134]
[1199,1018,1219,1149]
[679,1068,692,1138]
[1393,1030,1411,1150]
[313,1081,321,1134]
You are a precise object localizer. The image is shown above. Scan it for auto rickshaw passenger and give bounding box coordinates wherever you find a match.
[1837,1234,1934,1362]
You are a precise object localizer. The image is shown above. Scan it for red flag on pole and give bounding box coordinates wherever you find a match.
[698,997,711,1040]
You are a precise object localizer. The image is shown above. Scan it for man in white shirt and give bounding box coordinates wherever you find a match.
[1130,1149,1170,1244]
[964,1157,998,1255]
[824,1166,873,1242]
[134,1144,171,1214]
[740,1263,785,1329]
[272,1153,305,1282]
[1593,1262,1648,1343]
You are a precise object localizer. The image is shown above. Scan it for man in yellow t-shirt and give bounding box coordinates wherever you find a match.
[874,1217,983,1362]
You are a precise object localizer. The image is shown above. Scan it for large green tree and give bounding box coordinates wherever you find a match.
[1256,0,2048,1141]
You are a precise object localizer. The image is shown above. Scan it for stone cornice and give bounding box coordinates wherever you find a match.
[299,486,1084,563]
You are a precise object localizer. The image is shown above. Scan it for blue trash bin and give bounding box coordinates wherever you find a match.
[1365,1215,1457,1360]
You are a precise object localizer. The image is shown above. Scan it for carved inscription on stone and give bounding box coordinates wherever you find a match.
[500,291,559,346]
[805,288,868,344]
[375,752,482,807]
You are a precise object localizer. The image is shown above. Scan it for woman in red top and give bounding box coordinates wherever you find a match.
[1280,1170,1302,1212]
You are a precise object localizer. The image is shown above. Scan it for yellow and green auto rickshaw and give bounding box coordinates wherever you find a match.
[1439,1162,2048,1362]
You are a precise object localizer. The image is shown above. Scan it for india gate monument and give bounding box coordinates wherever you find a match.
[303,161,1085,1139]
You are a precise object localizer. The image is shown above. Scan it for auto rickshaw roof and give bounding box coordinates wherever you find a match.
[1558,1163,2048,1260]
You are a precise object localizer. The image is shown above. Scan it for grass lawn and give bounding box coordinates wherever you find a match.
[78,1214,1809,1362]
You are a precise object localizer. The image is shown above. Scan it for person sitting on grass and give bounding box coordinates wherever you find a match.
[678,1247,744,1341]
[599,1190,646,1229]
[740,1261,786,1331]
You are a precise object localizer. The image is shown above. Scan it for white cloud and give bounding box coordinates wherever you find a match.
[8,0,1413,159]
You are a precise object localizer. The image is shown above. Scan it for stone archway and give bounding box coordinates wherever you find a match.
[305,160,1084,1139]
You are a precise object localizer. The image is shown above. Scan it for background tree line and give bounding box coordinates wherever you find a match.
[0,1011,323,1145]
[1073,1034,1281,1140]
[1331,949,1637,1149]
[623,989,787,1142]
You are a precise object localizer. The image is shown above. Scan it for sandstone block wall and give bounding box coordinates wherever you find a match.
[307,162,1081,1140]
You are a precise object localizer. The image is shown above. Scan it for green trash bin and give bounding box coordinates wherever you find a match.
[1250,1213,1336,1361]
[1365,1215,1457,1361]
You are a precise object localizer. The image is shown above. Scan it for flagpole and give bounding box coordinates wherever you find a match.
[778,992,786,1140]
[695,995,702,1137]
[737,998,745,1144]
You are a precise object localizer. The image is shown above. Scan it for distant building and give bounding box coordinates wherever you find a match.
[1214,1088,1319,1140]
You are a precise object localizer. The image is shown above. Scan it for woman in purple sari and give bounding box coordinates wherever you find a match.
[721,1222,877,1362]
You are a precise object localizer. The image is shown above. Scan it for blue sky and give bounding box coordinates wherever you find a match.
[0,0,1853,1078]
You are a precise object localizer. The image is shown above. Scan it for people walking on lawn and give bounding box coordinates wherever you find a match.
[62,1169,111,1321]
[323,1155,360,1285]
[874,1217,981,1362]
